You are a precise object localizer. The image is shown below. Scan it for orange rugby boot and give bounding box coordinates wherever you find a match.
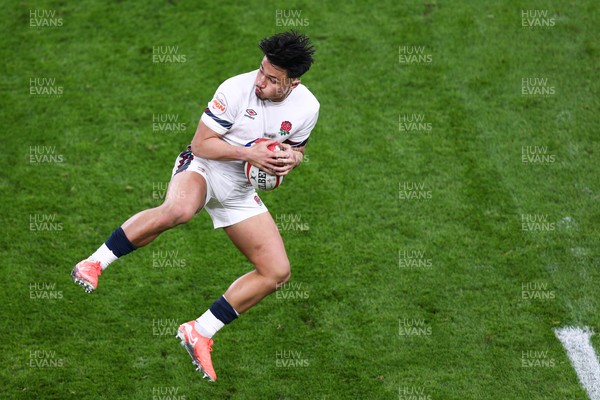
[71,260,102,293]
[176,321,217,381]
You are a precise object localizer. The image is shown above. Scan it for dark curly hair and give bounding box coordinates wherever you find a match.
[258,31,315,78]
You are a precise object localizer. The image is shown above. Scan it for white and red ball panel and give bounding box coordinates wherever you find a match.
[243,138,285,191]
[244,162,283,191]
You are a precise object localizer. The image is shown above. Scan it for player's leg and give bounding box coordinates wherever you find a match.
[177,211,288,381]
[121,170,206,247]
[193,211,289,332]
[72,169,207,292]
[222,212,290,312]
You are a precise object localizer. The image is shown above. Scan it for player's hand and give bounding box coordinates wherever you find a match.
[245,140,283,174]
[272,143,299,176]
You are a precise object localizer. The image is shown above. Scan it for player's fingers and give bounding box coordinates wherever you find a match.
[278,143,293,152]
[282,156,294,166]
[255,153,278,166]
[274,149,293,161]
[274,160,294,171]
[262,161,280,172]
[273,165,292,176]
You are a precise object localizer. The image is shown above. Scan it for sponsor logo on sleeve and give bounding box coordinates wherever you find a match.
[210,92,227,115]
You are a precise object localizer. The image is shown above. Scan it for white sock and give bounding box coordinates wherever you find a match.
[195,310,224,339]
[88,244,118,270]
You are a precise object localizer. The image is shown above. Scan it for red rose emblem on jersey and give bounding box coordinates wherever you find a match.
[279,121,292,135]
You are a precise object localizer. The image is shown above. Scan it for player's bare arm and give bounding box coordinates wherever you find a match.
[191,120,299,175]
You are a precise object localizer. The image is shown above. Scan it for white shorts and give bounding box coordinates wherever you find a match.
[172,145,268,229]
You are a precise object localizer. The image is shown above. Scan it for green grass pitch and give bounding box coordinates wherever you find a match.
[1,1,599,399]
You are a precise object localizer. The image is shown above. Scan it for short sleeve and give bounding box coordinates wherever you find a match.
[200,78,242,135]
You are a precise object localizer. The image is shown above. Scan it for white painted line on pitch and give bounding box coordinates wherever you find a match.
[554,326,600,400]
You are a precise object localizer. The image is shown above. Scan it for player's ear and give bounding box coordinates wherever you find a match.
[290,79,300,89]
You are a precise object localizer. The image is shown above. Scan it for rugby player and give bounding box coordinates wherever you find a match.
[71,31,319,381]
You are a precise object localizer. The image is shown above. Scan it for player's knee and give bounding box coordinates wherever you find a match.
[160,202,196,226]
[273,261,291,286]
[279,270,291,286]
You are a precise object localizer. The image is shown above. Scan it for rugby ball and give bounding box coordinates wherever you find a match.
[244,139,283,191]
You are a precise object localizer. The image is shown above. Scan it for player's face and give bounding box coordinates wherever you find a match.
[255,56,299,102]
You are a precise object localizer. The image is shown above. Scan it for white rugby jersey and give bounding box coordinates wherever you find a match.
[199,70,319,183]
